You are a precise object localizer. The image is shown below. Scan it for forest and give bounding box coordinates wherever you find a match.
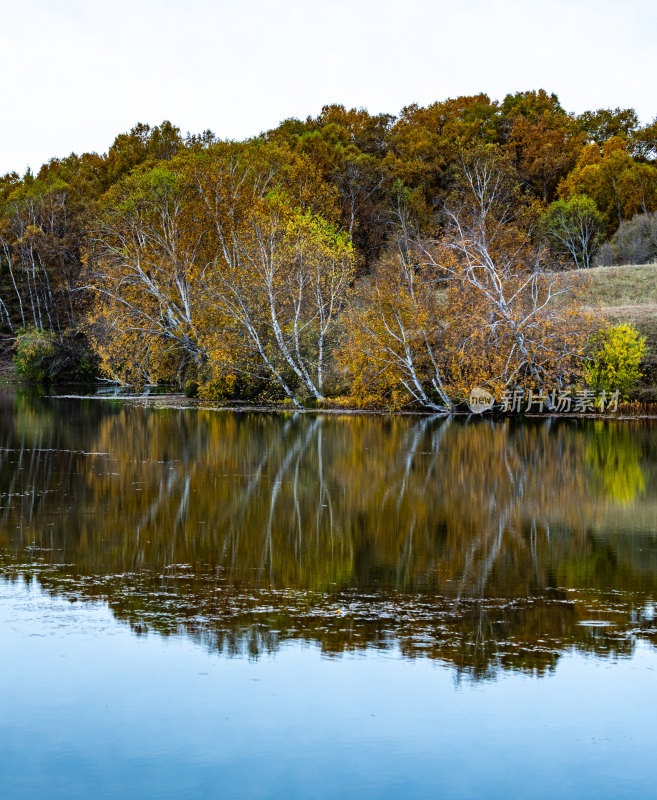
[1,90,656,409]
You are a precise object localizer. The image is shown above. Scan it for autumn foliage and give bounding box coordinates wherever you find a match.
[0,92,655,404]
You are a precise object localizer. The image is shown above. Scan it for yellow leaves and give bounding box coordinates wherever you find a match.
[198,371,237,401]
[90,145,356,399]
[585,323,646,397]
[601,136,629,158]
[342,223,595,410]
[339,252,452,410]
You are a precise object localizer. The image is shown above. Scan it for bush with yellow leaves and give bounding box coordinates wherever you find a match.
[585,323,646,397]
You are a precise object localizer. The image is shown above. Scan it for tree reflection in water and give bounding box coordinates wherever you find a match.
[0,389,656,679]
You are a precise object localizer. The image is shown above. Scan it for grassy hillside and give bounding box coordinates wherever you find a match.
[584,263,657,305]
[582,263,657,398]
[582,263,657,345]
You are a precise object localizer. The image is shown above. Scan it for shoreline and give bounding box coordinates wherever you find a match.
[35,391,657,421]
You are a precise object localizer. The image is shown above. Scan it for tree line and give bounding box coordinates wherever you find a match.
[1,91,655,406]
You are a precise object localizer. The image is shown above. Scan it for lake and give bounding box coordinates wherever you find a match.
[1,389,656,799]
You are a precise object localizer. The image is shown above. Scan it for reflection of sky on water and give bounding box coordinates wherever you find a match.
[1,578,656,800]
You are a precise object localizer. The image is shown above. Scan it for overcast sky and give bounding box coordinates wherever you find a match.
[1,0,655,176]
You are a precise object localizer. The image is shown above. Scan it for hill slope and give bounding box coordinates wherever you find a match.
[582,263,657,346]
[582,263,657,397]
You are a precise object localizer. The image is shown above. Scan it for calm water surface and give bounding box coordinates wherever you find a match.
[1,389,656,799]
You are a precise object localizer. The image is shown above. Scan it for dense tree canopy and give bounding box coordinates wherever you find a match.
[0,91,655,405]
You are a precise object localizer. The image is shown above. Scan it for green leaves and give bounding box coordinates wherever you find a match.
[543,195,604,269]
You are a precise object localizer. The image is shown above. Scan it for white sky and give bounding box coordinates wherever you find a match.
[1,0,655,176]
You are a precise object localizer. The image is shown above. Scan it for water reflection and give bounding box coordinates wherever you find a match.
[0,388,656,679]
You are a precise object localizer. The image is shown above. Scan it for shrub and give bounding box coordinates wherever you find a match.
[13,329,97,383]
[585,324,647,397]
[184,380,199,398]
[198,373,237,401]
[594,212,657,266]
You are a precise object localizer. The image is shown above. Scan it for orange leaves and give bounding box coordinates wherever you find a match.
[559,137,657,227]
[339,251,453,411]
[341,154,598,410]
[506,111,584,202]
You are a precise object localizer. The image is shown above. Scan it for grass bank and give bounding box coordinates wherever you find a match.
[583,263,657,344]
[581,262,657,400]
